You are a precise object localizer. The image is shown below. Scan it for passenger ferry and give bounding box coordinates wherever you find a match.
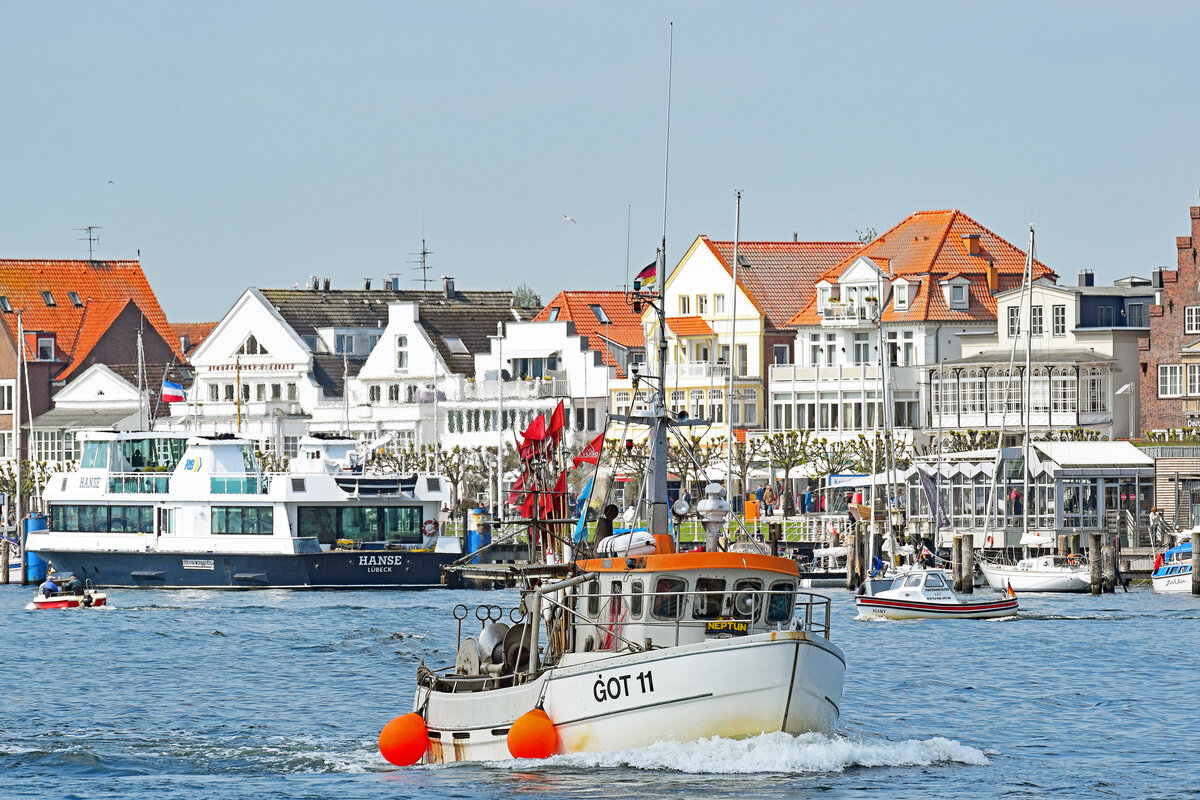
[1151,541,1194,593]
[26,431,457,589]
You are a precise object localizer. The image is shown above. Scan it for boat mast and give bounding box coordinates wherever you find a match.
[724,190,741,508]
[14,311,22,584]
[1022,225,1035,559]
[875,266,897,562]
[645,22,673,539]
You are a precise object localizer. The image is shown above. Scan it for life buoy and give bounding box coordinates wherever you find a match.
[985,534,994,548]
[422,519,438,537]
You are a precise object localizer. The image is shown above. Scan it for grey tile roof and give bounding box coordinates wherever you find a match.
[258,287,537,386]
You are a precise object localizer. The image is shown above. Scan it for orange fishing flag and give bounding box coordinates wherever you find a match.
[547,400,566,445]
[573,431,605,468]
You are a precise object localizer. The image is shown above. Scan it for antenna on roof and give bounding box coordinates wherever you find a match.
[409,239,433,291]
[75,225,101,260]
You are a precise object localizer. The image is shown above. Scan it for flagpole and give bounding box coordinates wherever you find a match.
[724,190,741,512]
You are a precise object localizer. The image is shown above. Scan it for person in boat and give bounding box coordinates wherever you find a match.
[131,449,145,470]
[40,577,59,598]
[62,575,84,595]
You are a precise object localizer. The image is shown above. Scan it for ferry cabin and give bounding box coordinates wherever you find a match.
[41,432,446,553]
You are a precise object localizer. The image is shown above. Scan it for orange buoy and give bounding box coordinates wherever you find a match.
[378,712,429,766]
[507,707,557,759]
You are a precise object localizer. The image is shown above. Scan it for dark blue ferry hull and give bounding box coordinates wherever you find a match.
[34,549,457,589]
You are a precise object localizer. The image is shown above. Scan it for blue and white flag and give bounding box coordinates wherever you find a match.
[161,380,186,402]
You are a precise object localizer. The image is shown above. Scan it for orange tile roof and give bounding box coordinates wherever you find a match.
[533,290,645,377]
[55,300,135,380]
[171,321,218,358]
[666,315,715,337]
[0,260,183,369]
[788,210,1058,325]
[699,238,863,330]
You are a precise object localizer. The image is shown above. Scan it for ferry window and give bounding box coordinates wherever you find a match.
[732,578,764,620]
[903,574,923,588]
[109,506,153,533]
[630,580,644,618]
[692,577,726,620]
[158,508,175,534]
[341,507,380,540]
[298,506,339,545]
[651,576,687,620]
[80,441,109,469]
[587,579,600,616]
[212,506,273,534]
[925,573,948,589]
[767,581,796,623]
[383,506,422,544]
[78,505,106,532]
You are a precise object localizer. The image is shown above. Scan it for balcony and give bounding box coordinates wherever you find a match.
[211,475,272,494]
[819,301,876,327]
[770,364,920,392]
[665,361,732,381]
[459,378,570,401]
[109,473,171,494]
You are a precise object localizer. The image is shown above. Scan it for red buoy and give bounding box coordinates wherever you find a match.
[378,712,429,766]
[507,707,557,759]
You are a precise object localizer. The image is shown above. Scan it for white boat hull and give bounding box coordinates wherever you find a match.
[1152,572,1194,593]
[418,630,845,763]
[854,594,1019,620]
[980,562,1090,593]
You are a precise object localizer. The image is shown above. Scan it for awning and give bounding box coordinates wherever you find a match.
[666,316,715,337]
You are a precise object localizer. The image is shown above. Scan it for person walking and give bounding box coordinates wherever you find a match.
[763,485,775,517]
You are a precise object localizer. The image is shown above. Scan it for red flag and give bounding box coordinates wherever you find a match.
[522,414,547,442]
[520,491,537,519]
[573,432,605,468]
[540,470,568,518]
[507,473,526,505]
[547,400,565,444]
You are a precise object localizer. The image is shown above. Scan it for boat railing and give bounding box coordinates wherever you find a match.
[210,474,272,494]
[107,472,171,494]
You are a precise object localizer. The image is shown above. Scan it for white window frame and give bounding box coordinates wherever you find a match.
[1030,306,1044,336]
[1007,306,1020,337]
[950,283,968,307]
[1188,364,1200,397]
[1186,306,1200,335]
[679,295,690,315]
[396,335,409,369]
[893,283,908,310]
[714,294,725,314]
[696,294,708,315]
[1159,364,1183,398]
[0,382,12,412]
[1052,304,1066,336]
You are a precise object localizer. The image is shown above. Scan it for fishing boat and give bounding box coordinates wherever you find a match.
[979,554,1090,593]
[854,568,1018,620]
[1151,541,1194,593]
[379,194,846,766]
[26,431,457,589]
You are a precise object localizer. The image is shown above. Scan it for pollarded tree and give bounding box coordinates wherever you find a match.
[763,430,814,515]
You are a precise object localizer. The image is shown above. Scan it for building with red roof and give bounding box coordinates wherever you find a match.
[771,209,1059,448]
[534,291,645,378]
[0,258,183,463]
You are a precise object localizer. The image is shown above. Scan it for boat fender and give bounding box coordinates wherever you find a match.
[378,712,429,766]
[507,707,557,759]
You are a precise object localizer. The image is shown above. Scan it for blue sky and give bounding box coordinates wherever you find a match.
[3,2,1199,321]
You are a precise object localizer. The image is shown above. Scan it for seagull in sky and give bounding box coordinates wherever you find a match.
[561,214,576,223]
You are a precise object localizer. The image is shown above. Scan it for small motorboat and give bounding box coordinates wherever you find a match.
[1151,542,1193,593]
[980,554,1090,593]
[31,574,108,609]
[854,568,1018,620]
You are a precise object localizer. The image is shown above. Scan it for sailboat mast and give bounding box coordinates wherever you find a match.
[1022,226,1036,557]
[724,191,741,504]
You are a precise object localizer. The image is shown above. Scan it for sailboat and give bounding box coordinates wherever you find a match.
[977,225,1089,593]
[379,237,845,767]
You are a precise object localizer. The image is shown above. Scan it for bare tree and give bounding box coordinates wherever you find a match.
[763,430,813,515]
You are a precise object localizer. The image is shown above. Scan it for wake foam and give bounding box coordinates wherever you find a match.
[504,731,988,774]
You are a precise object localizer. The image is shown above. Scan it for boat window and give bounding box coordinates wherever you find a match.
[80,441,109,469]
[108,505,154,533]
[732,578,764,620]
[903,574,923,588]
[924,573,948,589]
[692,577,726,619]
[587,579,600,616]
[630,580,644,619]
[767,581,796,623]
[212,506,274,535]
[651,576,687,620]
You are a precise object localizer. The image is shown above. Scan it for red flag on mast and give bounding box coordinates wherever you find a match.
[547,400,566,444]
[573,432,605,468]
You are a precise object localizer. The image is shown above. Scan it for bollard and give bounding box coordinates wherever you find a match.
[1193,532,1200,595]
[1101,545,1116,593]
[1057,535,1068,557]
[846,532,858,591]
[961,535,974,595]
[768,522,782,558]
[955,534,964,592]
[1089,532,1102,595]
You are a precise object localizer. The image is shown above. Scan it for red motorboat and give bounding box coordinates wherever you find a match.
[31,589,107,609]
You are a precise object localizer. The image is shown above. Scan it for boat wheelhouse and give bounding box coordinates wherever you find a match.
[27,431,457,589]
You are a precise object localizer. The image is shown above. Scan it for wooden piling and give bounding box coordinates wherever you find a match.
[1089,532,1102,595]
[951,535,963,592]
[845,532,858,591]
[1101,545,1116,593]
[1057,534,1068,557]
[1193,531,1200,596]
[768,522,781,557]
[961,535,974,594]
[0,536,7,584]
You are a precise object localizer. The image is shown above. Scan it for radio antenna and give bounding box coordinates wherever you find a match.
[409,239,434,291]
[75,225,102,260]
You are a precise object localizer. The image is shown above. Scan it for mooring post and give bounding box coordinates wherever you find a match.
[961,534,974,595]
[1089,532,1102,595]
[845,531,858,591]
[1057,534,1068,557]
[768,522,781,557]
[951,535,963,592]
[1193,531,1200,596]
[1101,543,1116,593]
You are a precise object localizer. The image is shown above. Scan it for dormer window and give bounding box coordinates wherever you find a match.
[36,336,55,361]
[943,277,971,310]
[893,281,910,311]
[68,291,83,307]
[952,285,966,305]
[41,291,56,307]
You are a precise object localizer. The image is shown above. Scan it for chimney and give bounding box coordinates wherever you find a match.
[363,278,372,290]
[793,231,799,242]
[1153,267,1164,288]
[323,278,331,291]
[442,276,455,298]
[180,333,191,354]
[986,261,999,293]
[962,234,982,256]
[1078,269,1094,287]
[310,276,319,290]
